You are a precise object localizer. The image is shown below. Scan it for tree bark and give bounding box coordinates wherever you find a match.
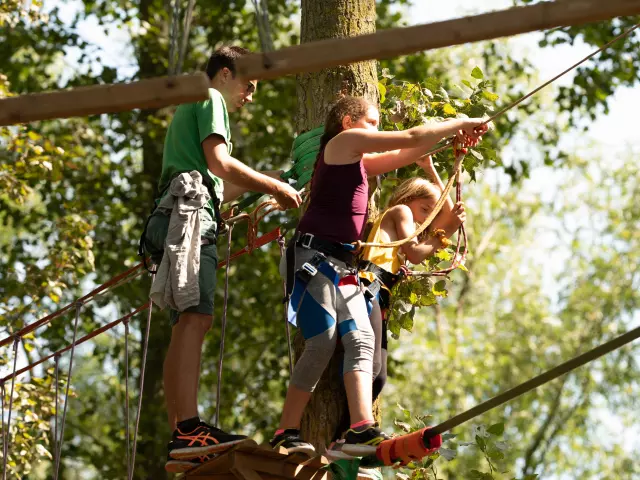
[296,0,379,453]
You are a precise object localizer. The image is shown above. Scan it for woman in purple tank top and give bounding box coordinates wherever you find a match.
[270,96,490,456]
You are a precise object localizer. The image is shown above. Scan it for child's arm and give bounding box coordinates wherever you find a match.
[417,155,466,238]
[387,205,443,264]
[325,119,489,172]
[417,155,454,216]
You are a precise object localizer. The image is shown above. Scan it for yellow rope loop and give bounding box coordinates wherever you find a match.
[354,150,466,250]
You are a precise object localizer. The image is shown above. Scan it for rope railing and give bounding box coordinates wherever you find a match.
[0,263,144,349]
[0,303,150,385]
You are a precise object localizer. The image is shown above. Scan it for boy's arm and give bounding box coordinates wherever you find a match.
[203,136,300,209]
[222,170,283,204]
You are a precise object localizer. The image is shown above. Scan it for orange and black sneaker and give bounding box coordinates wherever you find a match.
[168,422,247,460]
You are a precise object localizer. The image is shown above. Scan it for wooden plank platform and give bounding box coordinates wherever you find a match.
[182,443,331,480]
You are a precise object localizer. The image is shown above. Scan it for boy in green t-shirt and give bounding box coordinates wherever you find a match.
[143,46,301,473]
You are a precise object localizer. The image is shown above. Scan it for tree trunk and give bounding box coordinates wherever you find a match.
[296,0,379,453]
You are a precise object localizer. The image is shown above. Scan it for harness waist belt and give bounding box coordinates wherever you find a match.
[359,260,402,290]
[295,233,356,266]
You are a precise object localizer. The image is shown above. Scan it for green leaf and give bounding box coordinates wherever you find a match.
[488,448,505,461]
[487,422,505,436]
[471,66,484,79]
[432,280,448,297]
[482,90,499,102]
[397,403,412,421]
[442,103,456,116]
[462,79,473,89]
[469,149,484,160]
[378,82,387,103]
[475,435,486,450]
[381,68,395,79]
[442,433,457,441]
[435,249,453,262]
[439,447,457,461]
[394,419,412,433]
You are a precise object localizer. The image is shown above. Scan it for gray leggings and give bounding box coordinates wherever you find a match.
[283,248,375,393]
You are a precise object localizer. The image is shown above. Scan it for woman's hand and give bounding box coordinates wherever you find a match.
[454,119,490,150]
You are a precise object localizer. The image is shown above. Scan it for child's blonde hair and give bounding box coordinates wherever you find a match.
[387,177,439,208]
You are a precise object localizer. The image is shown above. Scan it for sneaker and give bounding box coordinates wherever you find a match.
[341,423,390,456]
[270,429,316,456]
[169,422,248,459]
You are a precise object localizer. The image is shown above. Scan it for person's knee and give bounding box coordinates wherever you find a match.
[175,312,213,336]
[341,325,375,375]
[291,330,337,392]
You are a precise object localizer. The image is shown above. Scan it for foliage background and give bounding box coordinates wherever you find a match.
[0,0,639,478]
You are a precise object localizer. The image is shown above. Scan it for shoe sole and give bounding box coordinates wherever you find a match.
[165,459,197,473]
[325,448,355,461]
[170,438,254,460]
[283,445,316,457]
[340,443,379,457]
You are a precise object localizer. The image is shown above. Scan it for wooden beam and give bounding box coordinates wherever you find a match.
[0,73,210,126]
[237,0,640,80]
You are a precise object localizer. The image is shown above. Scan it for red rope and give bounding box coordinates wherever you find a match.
[218,227,281,269]
[0,263,144,349]
[0,303,150,384]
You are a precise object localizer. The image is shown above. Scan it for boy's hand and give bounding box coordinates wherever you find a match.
[273,181,302,209]
[452,201,466,226]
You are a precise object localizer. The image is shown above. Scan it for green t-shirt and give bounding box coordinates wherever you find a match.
[158,88,231,213]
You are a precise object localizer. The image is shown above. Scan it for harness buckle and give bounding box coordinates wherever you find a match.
[300,233,314,249]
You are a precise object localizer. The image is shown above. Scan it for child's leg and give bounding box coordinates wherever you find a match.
[372,316,389,402]
[369,298,383,380]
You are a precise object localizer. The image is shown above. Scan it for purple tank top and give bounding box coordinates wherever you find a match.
[298,148,369,243]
